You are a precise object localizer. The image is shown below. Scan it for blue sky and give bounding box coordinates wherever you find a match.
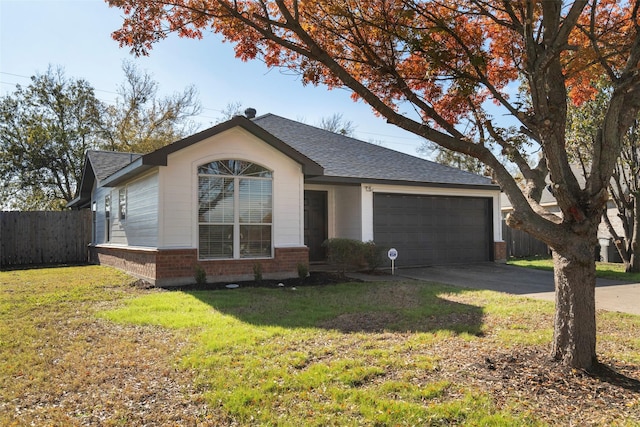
[0,0,427,156]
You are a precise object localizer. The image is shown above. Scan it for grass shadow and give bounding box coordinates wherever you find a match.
[183,280,485,336]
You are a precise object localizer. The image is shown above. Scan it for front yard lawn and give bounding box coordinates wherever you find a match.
[1,266,639,426]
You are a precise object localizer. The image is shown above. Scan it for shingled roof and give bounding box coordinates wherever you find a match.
[252,114,494,188]
[67,150,143,208]
[69,113,497,209]
[87,151,142,181]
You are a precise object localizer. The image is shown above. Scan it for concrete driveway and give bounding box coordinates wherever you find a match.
[395,263,640,315]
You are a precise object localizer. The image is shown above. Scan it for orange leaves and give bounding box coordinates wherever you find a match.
[563,0,634,105]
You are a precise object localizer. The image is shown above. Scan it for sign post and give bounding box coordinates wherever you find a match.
[387,248,398,275]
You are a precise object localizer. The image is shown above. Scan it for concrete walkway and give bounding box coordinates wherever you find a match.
[351,263,640,315]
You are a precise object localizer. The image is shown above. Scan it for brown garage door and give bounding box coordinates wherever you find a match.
[373,193,493,267]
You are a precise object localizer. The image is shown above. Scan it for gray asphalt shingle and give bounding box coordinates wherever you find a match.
[253,114,493,186]
[87,150,142,182]
[87,114,494,188]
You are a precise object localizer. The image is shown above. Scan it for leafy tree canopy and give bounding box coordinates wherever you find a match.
[0,67,102,210]
[99,61,201,153]
[0,63,201,210]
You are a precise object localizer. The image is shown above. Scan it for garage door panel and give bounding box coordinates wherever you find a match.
[373,193,492,267]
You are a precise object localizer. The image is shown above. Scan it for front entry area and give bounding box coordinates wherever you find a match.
[304,190,328,262]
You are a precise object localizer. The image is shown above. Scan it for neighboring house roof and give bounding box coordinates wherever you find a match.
[500,164,591,211]
[68,112,497,209]
[501,188,557,212]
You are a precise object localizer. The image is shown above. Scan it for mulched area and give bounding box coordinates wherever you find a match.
[438,344,640,425]
[166,270,360,291]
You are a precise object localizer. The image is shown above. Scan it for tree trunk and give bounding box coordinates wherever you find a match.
[551,237,597,369]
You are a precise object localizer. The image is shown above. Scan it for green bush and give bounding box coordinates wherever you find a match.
[322,238,366,273]
[362,241,385,272]
[194,265,207,286]
[253,263,263,283]
[297,262,309,280]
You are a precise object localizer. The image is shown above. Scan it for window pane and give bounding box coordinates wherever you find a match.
[241,163,272,177]
[105,195,110,218]
[198,160,273,260]
[119,188,126,220]
[240,225,272,258]
[198,160,272,177]
[199,225,233,258]
[238,179,272,224]
[198,177,234,223]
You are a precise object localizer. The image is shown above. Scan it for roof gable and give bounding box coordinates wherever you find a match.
[67,150,143,208]
[100,116,324,187]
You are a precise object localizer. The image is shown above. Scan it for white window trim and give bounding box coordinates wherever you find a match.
[118,187,127,222]
[197,160,273,260]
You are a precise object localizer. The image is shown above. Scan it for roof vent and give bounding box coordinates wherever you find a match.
[244,108,257,119]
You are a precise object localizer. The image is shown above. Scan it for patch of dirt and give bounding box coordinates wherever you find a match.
[425,340,640,425]
[320,312,404,333]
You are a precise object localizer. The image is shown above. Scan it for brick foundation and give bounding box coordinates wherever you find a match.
[494,241,507,263]
[90,245,309,286]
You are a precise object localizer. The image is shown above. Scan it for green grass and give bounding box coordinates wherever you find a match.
[100,281,549,425]
[508,257,640,282]
[102,282,551,425]
[2,266,639,425]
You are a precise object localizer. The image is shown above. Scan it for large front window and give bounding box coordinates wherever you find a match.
[198,160,273,259]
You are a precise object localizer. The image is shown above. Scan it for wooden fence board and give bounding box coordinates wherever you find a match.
[502,220,549,259]
[0,210,91,268]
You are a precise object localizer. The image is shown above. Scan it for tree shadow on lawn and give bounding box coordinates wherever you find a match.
[180,279,486,336]
[588,361,640,392]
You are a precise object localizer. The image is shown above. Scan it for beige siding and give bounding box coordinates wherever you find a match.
[158,127,304,249]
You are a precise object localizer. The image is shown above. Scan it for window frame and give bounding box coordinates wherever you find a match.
[197,160,273,260]
[104,194,111,242]
[118,187,127,221]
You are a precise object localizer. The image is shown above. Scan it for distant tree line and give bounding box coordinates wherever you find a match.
[0,62,201,210]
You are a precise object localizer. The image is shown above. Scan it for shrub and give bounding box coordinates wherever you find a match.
[194,265,207,286]
[362,241,385,272]
[253,263,263,283]
[322,238,366,274]
[297,263,309,280]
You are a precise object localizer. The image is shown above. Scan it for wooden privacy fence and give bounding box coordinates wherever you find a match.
[502,220,549,259]
[0,210,92,268]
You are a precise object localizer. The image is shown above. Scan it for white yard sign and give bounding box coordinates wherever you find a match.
[388,248,398,275]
